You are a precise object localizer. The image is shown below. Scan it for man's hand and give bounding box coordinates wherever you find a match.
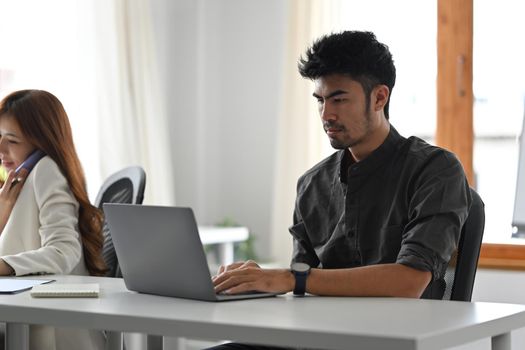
[215,259,260,275]
[0,168,28,234]
[212,260,294,295]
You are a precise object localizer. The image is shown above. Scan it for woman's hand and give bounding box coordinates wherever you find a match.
[0,259,14,275]
[0,168,28,234]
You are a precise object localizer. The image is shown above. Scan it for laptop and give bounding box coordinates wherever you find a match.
[103,203,280,301]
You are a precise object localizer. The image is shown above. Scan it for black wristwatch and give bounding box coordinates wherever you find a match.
[290,262,311,296]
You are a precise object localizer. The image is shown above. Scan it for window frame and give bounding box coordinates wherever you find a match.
[479,244,525,270]
[437,0,521,269]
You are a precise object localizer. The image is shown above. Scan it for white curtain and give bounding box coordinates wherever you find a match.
[270,0,342,266]
[93,0,175,205]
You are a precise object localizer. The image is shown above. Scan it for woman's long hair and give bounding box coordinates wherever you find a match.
[0,90,106,276]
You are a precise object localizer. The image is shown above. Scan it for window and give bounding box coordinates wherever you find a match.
[473,0,525,242]
[435,0,525,268]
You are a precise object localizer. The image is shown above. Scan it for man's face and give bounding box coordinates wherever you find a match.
[313,74,373,150]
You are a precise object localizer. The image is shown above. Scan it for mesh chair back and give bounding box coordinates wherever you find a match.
[95,166,146,278]
[442,188,485,301]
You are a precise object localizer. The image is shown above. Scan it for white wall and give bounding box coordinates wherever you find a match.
[150,0,287,260]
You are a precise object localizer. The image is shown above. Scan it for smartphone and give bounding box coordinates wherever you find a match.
[15,149,46,174]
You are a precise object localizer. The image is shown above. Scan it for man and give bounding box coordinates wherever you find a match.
[210,30,471,348]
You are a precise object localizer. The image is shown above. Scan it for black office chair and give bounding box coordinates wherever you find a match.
[94,167,161,350]
[442,188,485,301]
[95,166,146,278]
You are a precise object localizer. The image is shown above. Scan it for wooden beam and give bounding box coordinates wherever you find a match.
[437,0,474,185]
[478,243,525,270]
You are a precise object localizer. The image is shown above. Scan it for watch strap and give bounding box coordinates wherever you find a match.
[293,270,309,296]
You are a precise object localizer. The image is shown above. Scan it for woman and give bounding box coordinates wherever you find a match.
[0,89,106,350]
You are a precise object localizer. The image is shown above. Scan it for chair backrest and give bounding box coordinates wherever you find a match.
[443,188,485,301]
[95,166,146,278]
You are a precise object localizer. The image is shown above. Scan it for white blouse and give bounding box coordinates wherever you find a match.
[0,156,104,350]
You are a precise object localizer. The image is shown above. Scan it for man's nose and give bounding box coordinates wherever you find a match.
[320,103,336,121]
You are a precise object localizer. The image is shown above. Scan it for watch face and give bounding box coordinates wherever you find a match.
[291,262,310,273]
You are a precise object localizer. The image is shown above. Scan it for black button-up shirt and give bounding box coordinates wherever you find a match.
[290,126,472,298]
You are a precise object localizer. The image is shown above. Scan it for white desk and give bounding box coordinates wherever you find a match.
[198,226,249,265]
[2,275,525,350]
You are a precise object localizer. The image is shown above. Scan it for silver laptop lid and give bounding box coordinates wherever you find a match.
[104,204,217,301]
[103,204,279,302]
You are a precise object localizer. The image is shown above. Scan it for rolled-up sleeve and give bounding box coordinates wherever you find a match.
[396,152,472,280]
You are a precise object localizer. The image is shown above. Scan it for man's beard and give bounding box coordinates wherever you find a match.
[325,110,372,150]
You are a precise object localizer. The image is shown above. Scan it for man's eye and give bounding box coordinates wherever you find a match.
[333,98,346,103]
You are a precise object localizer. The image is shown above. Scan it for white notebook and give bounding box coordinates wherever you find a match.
[31,283,99,298]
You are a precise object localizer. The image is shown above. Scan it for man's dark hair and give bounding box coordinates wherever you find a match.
[298,31,396,119]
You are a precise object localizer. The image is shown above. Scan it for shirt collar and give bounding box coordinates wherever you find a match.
[339,125,405,182]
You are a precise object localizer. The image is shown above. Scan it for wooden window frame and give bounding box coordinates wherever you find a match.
[479,244,525,270]
[437,0,522,270]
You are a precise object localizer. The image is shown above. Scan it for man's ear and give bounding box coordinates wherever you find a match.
[372,85,390,112]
